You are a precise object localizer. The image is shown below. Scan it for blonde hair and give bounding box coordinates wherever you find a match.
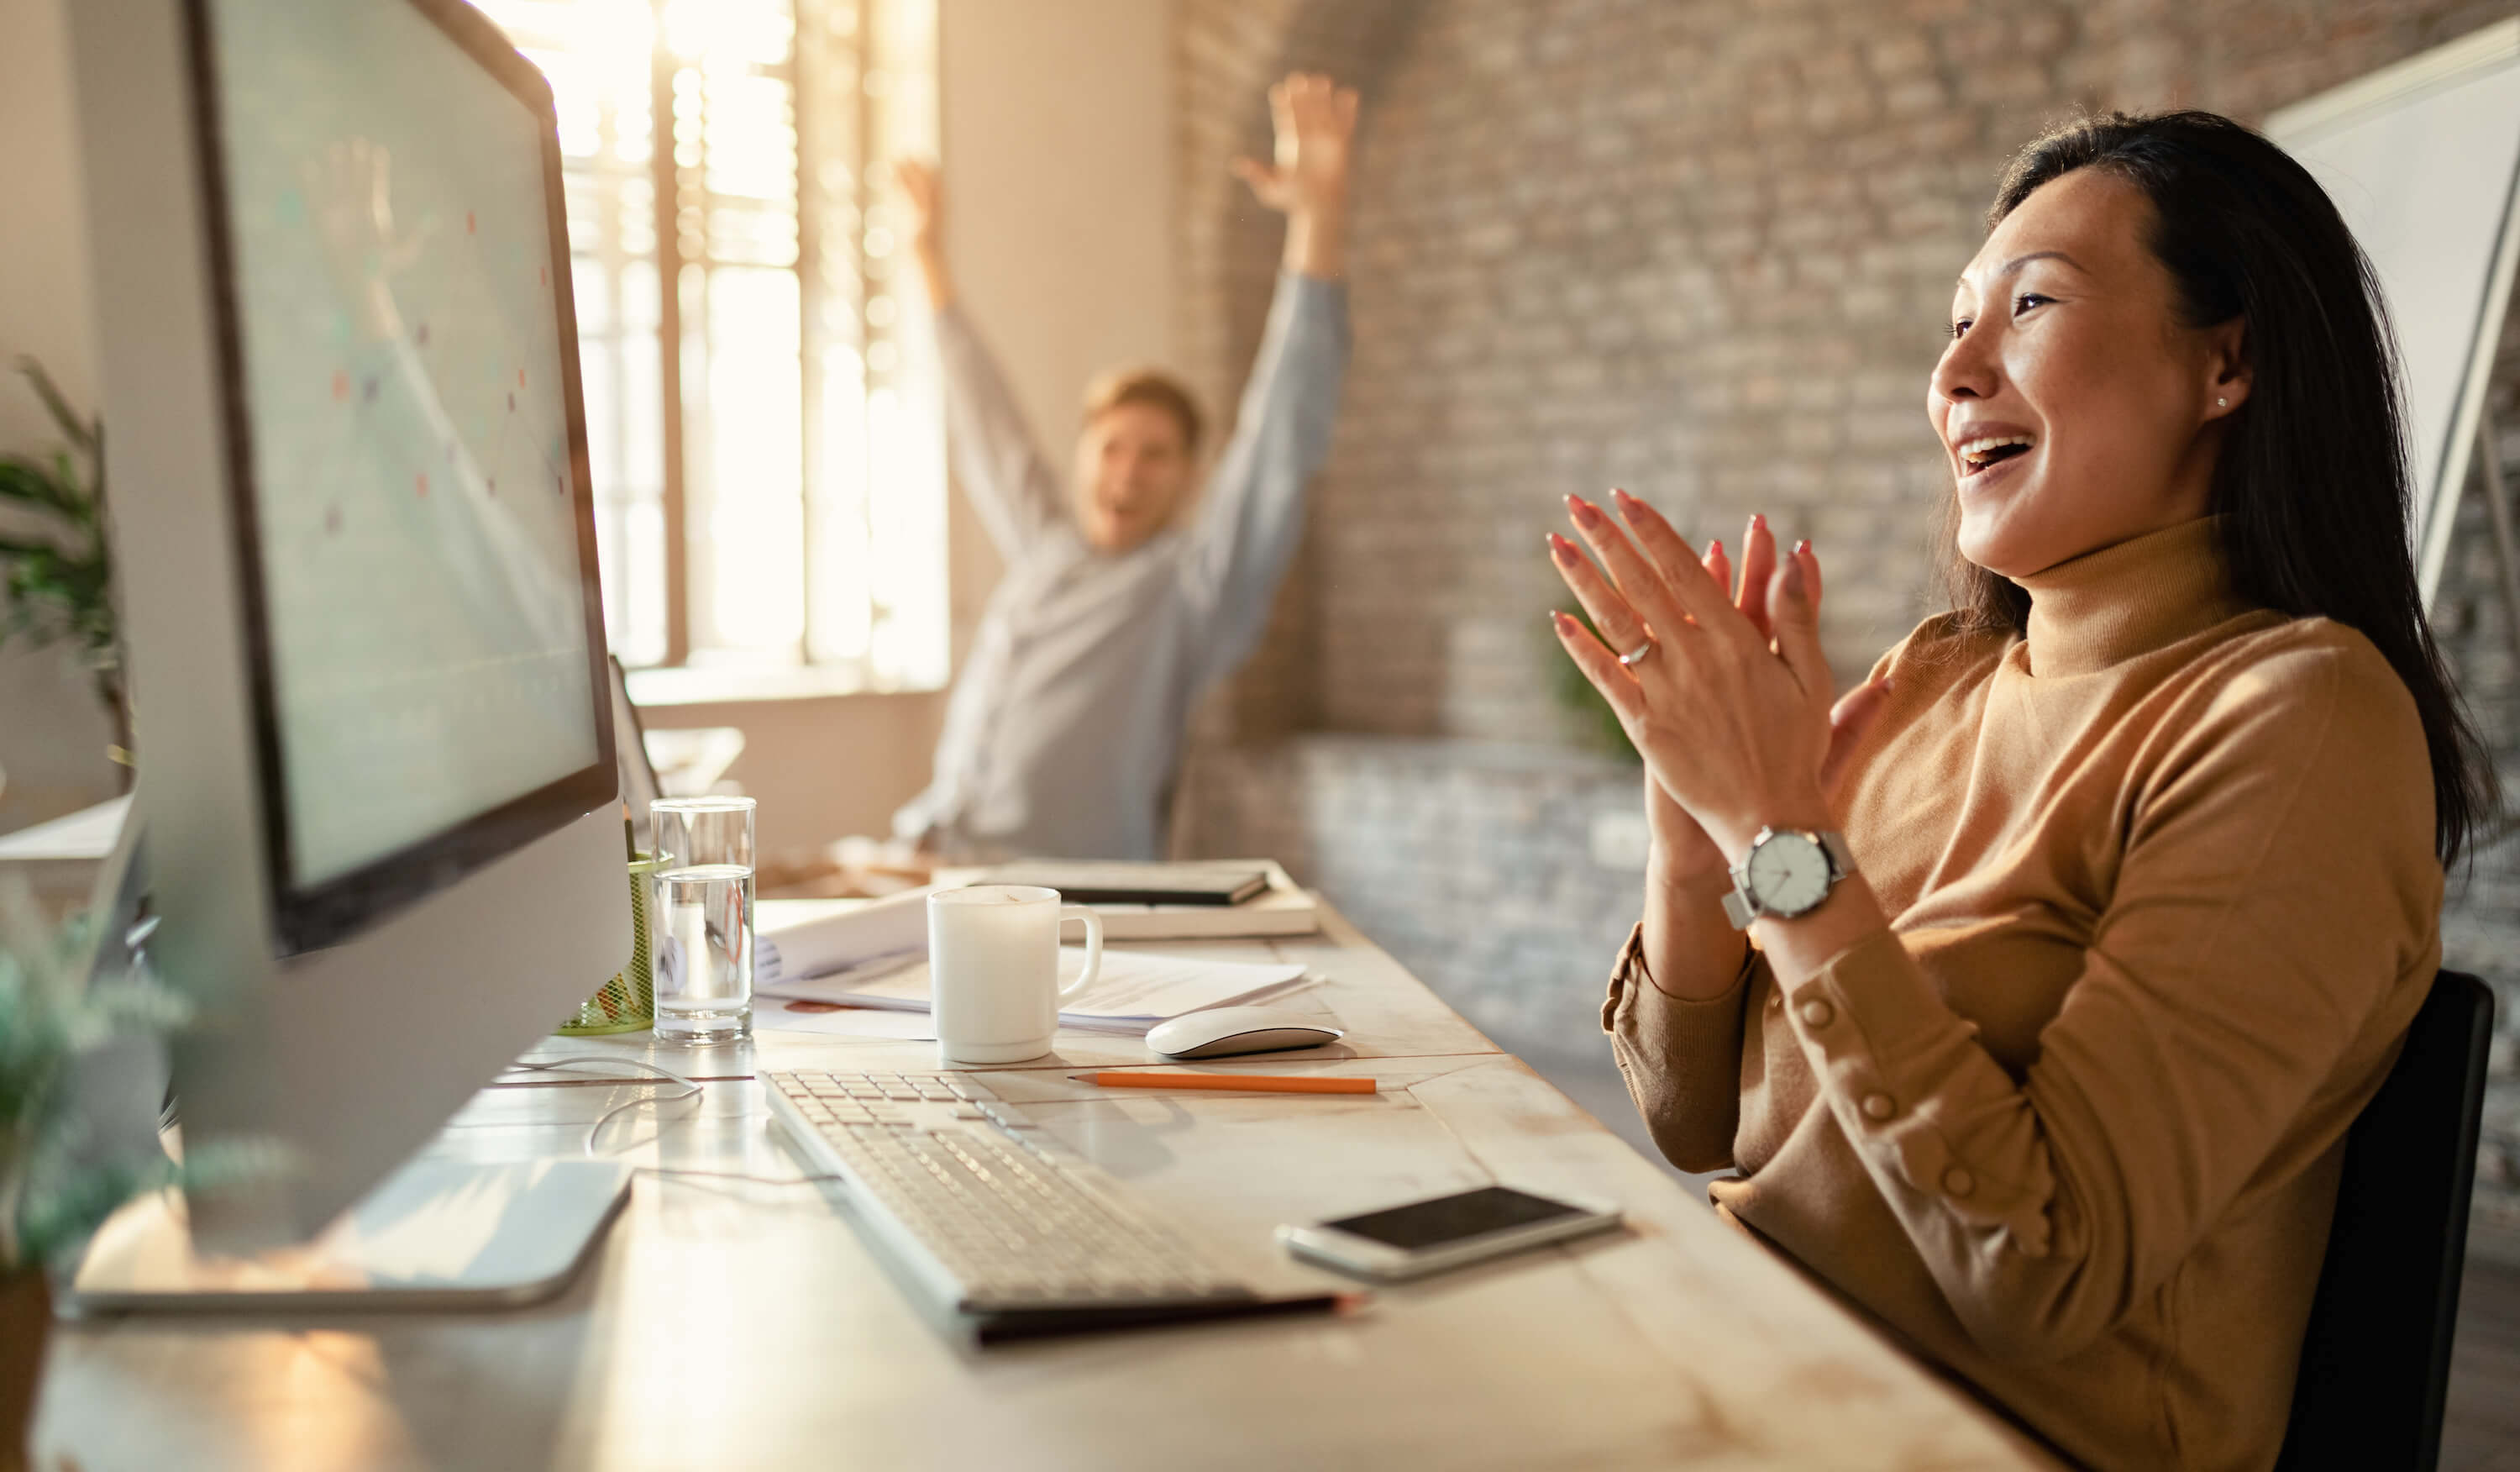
[1080,367,1203,455]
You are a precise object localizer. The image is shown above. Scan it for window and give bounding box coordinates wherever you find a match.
[469,0,945,692]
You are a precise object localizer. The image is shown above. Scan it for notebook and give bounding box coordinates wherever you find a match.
[976,860,1269,907]
[937,860,1321,941]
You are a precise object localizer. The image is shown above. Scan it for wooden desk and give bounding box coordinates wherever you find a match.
[34,903,2053,1470]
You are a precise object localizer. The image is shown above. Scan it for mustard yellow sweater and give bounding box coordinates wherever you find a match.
[1604,518,2442,1471]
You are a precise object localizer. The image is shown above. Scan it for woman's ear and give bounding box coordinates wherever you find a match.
[2204,316,2252,419]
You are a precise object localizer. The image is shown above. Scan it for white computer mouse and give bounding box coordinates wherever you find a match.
[1144,1007,1345,1059]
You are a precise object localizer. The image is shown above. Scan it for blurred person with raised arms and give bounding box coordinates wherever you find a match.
[889,74,1356,861]
[1549,113,2487,1470]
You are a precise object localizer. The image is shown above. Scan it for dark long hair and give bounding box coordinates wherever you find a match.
[1953,109,2495,865]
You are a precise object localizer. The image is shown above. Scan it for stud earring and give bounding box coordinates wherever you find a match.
[2217,397,2229,407]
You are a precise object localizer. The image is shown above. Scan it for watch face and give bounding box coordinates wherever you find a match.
[1746,831,1831,917]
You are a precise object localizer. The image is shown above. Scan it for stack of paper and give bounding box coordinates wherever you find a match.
[753,863,1320,996]
[754,887,932,988]
[756,949,1310,1034]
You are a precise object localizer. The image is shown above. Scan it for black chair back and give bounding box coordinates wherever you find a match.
[2276,969,2494,1471]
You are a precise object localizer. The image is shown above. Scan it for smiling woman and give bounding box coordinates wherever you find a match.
[1937,174,2248,586]
[1552,110,2492,1472]
[1950,113,2491,861]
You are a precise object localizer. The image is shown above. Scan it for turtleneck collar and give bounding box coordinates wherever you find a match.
[2011,516,2252,677]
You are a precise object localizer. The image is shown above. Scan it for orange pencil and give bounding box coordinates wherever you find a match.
[1068,1070,1376,1096]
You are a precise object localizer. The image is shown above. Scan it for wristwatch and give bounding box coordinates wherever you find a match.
[1720,827,1856,928]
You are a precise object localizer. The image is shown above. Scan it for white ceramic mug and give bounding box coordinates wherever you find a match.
[928,886,1104,1065]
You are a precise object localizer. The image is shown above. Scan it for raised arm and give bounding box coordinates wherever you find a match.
[1230,72,1357,281]
[894,160,1065,555]
[1183,75,1358,681]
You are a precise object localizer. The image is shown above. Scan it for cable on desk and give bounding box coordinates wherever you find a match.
[637,1167,844,1186]
[507,1055,703,1155]
[501,1060,855,1190]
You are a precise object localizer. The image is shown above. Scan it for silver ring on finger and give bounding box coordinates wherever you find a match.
[1618,638,1657,668]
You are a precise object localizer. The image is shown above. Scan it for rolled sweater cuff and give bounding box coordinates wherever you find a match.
[1603,923,1756,1050]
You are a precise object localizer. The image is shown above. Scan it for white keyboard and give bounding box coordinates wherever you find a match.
[761,1069,1257,1334]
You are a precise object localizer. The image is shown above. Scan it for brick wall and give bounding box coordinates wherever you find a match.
[1175,0,1423,740]
[1173,0,2520,1248]
[1176,737,1647,1047]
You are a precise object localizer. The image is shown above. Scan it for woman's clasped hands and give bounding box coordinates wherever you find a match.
[1548,490,1891,879]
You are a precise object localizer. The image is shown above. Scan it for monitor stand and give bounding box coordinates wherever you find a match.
[67,1155,632,1312]
[60,805,633,1313]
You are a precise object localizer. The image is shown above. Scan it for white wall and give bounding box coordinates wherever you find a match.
[0,0,1181,854]
[935,0,1177,640]
[0,0,117,837]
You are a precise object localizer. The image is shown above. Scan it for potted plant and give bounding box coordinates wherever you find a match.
[0,882,270,1471]
[0,360,129,790]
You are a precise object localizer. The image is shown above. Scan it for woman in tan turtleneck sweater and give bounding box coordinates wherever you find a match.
[1546,113,2493,1471]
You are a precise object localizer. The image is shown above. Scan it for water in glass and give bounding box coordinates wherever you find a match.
[654,861,753,1043]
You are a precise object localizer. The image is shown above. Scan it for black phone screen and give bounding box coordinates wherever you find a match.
[1323,1185,1587,1251]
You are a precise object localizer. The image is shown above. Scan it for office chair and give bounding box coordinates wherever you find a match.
[2276,969,2495,1472]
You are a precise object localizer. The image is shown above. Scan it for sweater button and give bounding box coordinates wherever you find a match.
[1943,1168,1975,1198]
[1797,998,1835,1028]
[1767,987,1783,1012]
[1861,1092,1898,1122]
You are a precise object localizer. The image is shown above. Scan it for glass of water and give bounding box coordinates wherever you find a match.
[649,796,756,1044]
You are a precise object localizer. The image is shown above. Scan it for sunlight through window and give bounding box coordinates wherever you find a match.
[469,0,942,687]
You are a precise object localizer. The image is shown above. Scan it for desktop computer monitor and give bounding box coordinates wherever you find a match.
[66,0,632,1259]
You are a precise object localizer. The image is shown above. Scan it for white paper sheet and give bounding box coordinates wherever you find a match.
[753,887,932,987]
[749,998,938,1039]
[756,949,1310,1034]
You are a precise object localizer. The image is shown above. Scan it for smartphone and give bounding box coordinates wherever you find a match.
[1277,1185,1624,1281]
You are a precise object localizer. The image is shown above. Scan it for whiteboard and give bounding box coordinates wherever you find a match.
[2265,19,2520,605]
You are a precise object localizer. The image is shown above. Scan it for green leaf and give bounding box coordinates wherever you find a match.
[0,881,289,1272]
[0,458,80,523]
[13,359,99,460]
[0,361,120,727]
[52,450,92,513]
[0,534,72,562]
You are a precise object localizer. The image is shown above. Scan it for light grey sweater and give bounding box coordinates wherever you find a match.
[893,274,1350,859]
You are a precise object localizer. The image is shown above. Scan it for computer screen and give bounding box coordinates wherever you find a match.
[198,0,613,946]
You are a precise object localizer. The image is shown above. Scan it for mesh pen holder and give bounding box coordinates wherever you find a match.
[558,851,670,1035]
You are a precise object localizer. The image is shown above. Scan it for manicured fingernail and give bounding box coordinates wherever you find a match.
[1566,496,1602,528]
[1551,610,1578,633]
[1547,533,1577,564]
[1794,539,1812,556]
[1707,539,1724,560]
[1750,513,1767,533]
[1611,488,1641,516]
[1783,556,1808,598]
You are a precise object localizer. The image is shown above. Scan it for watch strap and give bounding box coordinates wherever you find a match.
[1720,827,1854,929]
